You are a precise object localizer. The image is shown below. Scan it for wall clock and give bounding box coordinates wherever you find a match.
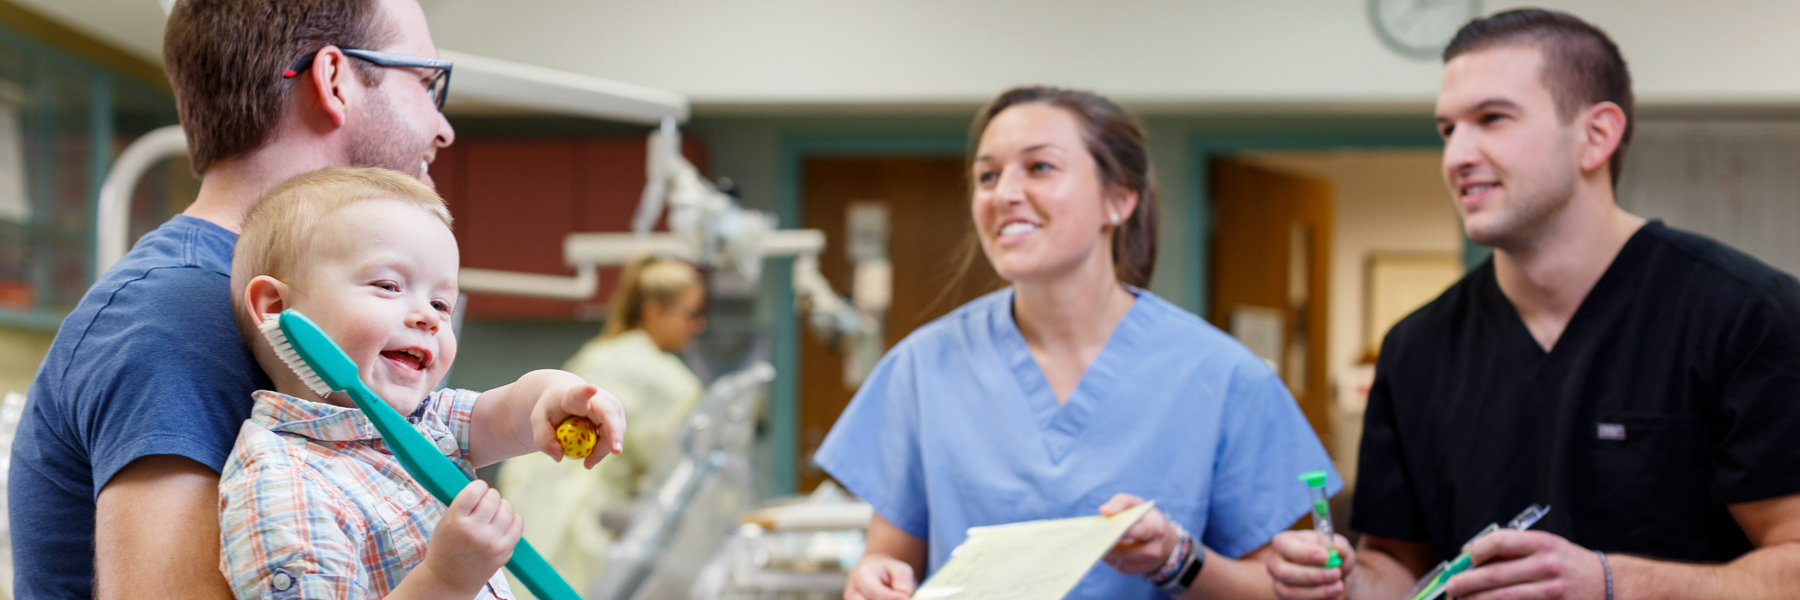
[1368,0,1485,59]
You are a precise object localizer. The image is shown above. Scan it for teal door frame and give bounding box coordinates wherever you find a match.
[768,132,967,495]
[1183,125,1448,320]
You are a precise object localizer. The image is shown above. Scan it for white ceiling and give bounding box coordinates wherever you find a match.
[14,0,165,59]
[18,0,1800,109]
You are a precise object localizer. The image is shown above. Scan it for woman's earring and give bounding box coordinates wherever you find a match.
[1109,212,1121,225]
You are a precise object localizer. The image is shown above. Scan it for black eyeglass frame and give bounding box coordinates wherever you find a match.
[283,48,454,112]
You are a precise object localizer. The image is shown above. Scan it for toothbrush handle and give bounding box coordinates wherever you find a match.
[507,541,583,600]
[343,387,472,504]
[344,386,582,600]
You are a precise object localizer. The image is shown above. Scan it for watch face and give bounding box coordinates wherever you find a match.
[1368,0,1485,59]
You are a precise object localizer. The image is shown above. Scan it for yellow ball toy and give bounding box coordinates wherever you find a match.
[555,416,599,459]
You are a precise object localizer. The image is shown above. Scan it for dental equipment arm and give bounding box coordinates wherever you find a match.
[456,119,880,365]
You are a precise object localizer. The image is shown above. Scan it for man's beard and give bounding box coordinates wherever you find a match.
[347,90,427,182]
[1465,159,1578,251]
[1468,190,1565,249]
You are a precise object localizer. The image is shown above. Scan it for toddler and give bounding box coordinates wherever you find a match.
[219,167,625,599]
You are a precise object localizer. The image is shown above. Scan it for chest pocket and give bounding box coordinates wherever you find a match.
[1579,410,1711,558]
[372,484,436,565]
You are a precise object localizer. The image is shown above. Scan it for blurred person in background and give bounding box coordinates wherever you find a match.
[499,254,707,597]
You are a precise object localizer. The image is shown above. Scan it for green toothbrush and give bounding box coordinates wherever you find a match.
[262,309,581,600]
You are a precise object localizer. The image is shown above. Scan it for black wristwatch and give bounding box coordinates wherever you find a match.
[1155,534,1205,596]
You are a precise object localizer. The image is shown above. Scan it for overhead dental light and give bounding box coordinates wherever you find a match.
[438,51,688,125]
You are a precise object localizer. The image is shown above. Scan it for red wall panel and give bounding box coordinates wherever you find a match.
[438,137,705,319]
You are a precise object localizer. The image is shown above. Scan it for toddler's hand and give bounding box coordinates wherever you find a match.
[419,480,521,594]
[528,371,626,468]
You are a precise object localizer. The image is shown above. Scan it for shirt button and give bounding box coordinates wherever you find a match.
[271,571,293,591]
[399,491,418,505]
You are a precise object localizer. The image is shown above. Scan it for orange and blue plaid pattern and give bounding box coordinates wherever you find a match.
[219,389,515,599]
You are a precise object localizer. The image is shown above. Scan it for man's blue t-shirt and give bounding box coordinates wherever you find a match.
[10,215,268,598]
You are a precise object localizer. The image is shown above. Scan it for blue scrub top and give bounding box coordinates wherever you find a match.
[815,288,1339,599]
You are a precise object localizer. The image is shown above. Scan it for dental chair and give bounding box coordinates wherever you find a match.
[585,362,774,600]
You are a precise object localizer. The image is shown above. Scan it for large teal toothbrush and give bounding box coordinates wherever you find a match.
[261,309,580,600]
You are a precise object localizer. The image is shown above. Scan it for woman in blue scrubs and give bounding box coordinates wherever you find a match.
[814,86,1340,600]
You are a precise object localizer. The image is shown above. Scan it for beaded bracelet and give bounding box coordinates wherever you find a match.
[1146,519,1206,598]
[1594,550,1614,600]
[1147,521,1192,585]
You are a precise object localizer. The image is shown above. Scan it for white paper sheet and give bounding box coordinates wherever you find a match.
[911,501,1155,600]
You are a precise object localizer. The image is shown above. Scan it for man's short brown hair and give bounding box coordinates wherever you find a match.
[164,0,394,175]
[1445,9,1635,187]
[230,167,451,342]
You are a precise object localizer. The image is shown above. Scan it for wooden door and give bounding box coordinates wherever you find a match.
[797,157,1004,492]
[1209,159,1335,452]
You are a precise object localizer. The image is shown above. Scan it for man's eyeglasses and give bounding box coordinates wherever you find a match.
[283,48,453,112]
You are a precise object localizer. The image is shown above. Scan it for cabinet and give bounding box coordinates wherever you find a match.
[0,26,182,331]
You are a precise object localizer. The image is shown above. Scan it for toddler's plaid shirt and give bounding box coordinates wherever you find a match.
[220,389,514,599]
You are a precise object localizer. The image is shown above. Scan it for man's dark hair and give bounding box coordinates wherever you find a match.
[164,0,394,175]
[1445,9,1634,187]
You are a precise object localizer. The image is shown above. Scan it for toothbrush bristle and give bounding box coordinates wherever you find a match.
[259,317,333,397]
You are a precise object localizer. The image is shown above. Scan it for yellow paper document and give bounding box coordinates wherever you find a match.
[911,501,1155,600]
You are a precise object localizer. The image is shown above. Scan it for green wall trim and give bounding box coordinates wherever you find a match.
[87,72,112,284]
[0,308,67,332]
[1182,123,1444,319]
[767,131,965,495]
[1464,238,1493,270]
[778,134,968,159]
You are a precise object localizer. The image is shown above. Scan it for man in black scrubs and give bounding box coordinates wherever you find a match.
[1267,9,1800,600]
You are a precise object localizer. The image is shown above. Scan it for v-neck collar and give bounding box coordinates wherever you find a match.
[991,287,1149,463]
[1480,221,1660,360]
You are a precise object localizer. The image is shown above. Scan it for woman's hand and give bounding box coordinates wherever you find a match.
[1100,493,1178,576]
[850,513,927,600]
[524,370,626,468]
[416,481,522,595]
[846,556,918,600]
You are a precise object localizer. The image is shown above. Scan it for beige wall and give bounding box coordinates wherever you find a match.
[0,327,53,396]
[22,0,1800,108]
[426,0,1800,107]
[1619,122,1800,277]
[1240,150,1463,482]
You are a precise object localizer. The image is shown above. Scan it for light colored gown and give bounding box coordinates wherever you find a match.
[499,329,702,599]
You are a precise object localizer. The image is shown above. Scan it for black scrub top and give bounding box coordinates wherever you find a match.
[1351,221,1800,563]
